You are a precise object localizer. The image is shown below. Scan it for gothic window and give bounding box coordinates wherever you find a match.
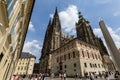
[57,57,59,63]
[55,37,59,49]
[68,53,70,59]
[64,55,66,61]
[64,65,67,68]
[73,51,76,58]
[0,52,3,62]
[74,63,77,67]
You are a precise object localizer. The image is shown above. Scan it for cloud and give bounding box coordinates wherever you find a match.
[49,14,53,19]
[93,26,120,49]
[59,5,79,34]
[23,40,42,62]
[28,22,35,32]
[49,5,79,35]
[113,11,120,17]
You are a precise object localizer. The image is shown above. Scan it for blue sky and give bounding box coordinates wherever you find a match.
[23,0,120,62]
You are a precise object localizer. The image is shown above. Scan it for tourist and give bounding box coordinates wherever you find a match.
[14,74,19,80]
[63,73,66,80]
[89,72,94,80]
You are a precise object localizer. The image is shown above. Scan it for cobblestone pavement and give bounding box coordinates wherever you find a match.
[44,77,106,80]
[19,76,117,80]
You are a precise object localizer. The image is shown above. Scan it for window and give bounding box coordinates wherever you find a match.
[90,63,92,68]
[92,53,94,59]
[101,64,104,68]
[98,64,100,68]
[0,53,3,62]
[68,53,70,59]
[64,55,66,61]
[24,67,27,70]
[84,63,87,67]
[6,0,17,20]
[87,52,90,58]
[95,54,98,60]
[57,57,59,62]
[82,50,84,57]
[74,63,76,67]
[73,52,76,58]
[21,67,23,70]
[95,64,97,68]
[64,65,67,68]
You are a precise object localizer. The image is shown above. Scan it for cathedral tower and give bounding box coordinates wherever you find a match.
[41,8,61,57]
[51,8,61,50]
[76,12,109,56]
[76,12,96,45]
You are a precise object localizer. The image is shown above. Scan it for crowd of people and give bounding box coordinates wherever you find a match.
[9,71,120,80]
[87,71,120,80]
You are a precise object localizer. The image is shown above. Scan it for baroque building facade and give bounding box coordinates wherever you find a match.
[0,0,35,80]
[14,52,36,75]
[39,8,115,76]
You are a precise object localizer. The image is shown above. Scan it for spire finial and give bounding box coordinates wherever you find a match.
[54,7,58,16]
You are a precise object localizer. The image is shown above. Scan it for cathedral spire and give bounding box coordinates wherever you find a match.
[54,7,58,16]
[76,12,84,25]
[48,18,51,26]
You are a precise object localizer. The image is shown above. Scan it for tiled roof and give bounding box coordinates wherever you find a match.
[21,52,36,58]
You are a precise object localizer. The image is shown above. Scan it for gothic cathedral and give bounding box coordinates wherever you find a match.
[39,8,115,75]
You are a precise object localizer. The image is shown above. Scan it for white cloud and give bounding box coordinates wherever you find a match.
[49,5,79,35]
[49,14,53,19]
[23,40,42,62]
[28,22,35,32]
[59,5,79,34]
[93,26,120,49]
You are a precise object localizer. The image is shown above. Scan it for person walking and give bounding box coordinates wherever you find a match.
[63,73,66,80]
[89,72,94,80]
[41,73,45,80]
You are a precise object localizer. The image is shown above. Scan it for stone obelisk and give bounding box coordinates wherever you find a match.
[99,20,120,71]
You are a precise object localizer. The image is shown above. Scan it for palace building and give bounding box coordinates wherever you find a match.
[14,52,36,75]
[39,8,115,77]
[0,0,35,79]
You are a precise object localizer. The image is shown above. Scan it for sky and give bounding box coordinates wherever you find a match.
[22,0,120,63]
